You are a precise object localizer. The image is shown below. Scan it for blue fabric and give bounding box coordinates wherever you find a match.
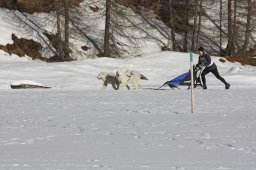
[166,71,190,87]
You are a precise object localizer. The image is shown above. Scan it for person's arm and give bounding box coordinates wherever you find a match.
[196,57,201,67]
[204,54,212,66]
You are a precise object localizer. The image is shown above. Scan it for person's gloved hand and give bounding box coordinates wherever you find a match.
[195,64,204,71]
[196,64,204,68]
[194,66,200,72]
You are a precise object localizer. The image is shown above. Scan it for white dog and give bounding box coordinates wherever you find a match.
[116,70,148,90]
[97,72,119,90]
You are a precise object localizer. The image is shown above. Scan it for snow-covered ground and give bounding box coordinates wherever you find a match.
[1,0,256,168]
[1,50,256,169]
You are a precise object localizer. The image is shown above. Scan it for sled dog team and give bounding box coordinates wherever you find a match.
[97,69,148,90]
[97,47,230,90]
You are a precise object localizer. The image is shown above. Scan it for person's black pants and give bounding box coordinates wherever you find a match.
[201,63,227,86]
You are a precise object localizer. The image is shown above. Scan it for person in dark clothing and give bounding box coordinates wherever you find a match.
[196,47,230,90]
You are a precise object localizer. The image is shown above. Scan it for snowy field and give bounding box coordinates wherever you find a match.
[1,51,256,170]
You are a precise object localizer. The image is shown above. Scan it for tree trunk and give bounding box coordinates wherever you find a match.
[232,0,237,55]
[219,0,223,55]
[241,0,252,54]
[196,0,202,50]
[226,0,233,56]
[191,0,198,52]
[55,0,64,60]
[157,0,161,15]
[183,0,189,52]
[64,0,70,60]
[168,0,176,51]
[104,0,111,57]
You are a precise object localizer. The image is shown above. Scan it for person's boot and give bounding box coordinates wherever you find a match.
[203,84,207,89]
[225,83,230,90]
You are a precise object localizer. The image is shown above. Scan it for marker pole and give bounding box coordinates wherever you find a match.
[190,52,195,113]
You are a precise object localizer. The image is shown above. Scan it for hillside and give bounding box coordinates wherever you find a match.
[0,0,172,60]
[0,0,256,65]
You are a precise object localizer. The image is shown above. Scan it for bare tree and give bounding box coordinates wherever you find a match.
[191,0,198,52]
[51,0,72,61]
[232,0,237,55]
[241,0,252,53]
[168,0,177,51]
[219,0,223,55]
[103,0,111,57]
[226,0,233,56]
[103,0,144,57]
[10,10,58,57]
[183,0,189,52]
[55,0,64,60]
[196,0,202,50]
[64,0,70,59]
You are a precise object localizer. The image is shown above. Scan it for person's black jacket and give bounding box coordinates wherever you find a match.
[197,53,212,67]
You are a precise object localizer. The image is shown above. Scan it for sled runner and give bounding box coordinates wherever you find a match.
[156,66,202,90]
